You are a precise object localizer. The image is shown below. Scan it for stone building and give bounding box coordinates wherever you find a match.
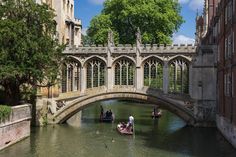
[35,0,82,46]
[35,0,82,97]
[196,0,236,148]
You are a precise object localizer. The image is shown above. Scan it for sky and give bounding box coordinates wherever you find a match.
[74,0,204,44]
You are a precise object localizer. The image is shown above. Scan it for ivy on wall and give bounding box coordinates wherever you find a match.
[0,105,11,121]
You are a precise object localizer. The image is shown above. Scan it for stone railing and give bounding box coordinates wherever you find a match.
[0,104,31,150]
[64,44,196,54]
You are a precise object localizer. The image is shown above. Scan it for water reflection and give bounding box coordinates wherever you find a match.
[0,100,236,157]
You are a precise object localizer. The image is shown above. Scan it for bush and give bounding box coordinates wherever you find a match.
[0,105,11,121]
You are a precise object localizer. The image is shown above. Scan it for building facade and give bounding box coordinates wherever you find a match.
[35,0,82,98]
[36,0,82,46]
[197,0,236,147]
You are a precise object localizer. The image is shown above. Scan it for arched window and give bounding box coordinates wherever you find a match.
[73,63,81,91]
[86,59,106,88]
[143,58,163,89]
[169,59,189,94]
[61,64,67,93]
[115,58,135,85]
[61,60,81,93]
[67,65,73,92]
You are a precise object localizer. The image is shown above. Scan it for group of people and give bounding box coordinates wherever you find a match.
[119,115,134,132]
[100,105,113,121]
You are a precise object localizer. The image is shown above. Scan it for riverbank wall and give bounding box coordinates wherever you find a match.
[0,104,31,150]
[216,115,236,148]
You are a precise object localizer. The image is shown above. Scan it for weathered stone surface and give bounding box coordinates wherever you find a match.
[0,104,31,150]
[217,115,236,148]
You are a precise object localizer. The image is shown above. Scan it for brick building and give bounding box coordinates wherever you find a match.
[197,0,236,147]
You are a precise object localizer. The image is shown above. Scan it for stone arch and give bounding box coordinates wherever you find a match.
[142,56,164,89]
[61,57,82,93]
[83,55,107,67]
[168,56,190,94]
[64,55,83,66]
[112,55,136,66]
[168,55,192,64]
[84,57,106,89]
[51,91,195,125]
[141,56,164,66]
[113,56,136,86]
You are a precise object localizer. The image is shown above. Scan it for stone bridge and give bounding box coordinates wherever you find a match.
[38,32,216,127]
[48,87,195,125]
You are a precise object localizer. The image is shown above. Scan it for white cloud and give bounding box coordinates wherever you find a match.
[178,0,189,4]
[178,0,204,11]
[189,0,204,11]
[173,35,195,45]
[89,0,105,5]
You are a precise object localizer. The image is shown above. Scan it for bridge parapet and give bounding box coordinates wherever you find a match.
[63,44,196,54]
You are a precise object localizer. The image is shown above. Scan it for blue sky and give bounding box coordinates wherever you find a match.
[74,0,204,44]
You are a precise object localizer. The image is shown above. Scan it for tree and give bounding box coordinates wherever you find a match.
[87,14,119,45]
[0,0,63,106]
[87,0,184,44]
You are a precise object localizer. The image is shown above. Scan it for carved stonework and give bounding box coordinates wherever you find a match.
[108,30,114,47]
[136,27,142,46]
[194,101,216,122]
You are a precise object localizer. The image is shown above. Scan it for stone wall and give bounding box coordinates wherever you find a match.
[216,115,236,148]
[0,104,31,150]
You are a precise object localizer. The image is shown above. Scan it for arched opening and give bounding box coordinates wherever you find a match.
[61,59,81,93]
[61,63,67,93]
[114,58,135,86]
[86,58,106,88]
[169,58,189,94]
[143,57,163,89]
[52,92,195,125]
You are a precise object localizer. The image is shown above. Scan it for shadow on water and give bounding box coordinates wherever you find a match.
[80,100,236,157]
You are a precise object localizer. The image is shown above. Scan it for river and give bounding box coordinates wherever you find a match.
[0,100,236,157]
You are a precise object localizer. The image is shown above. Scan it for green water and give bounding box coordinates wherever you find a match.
[1,100,236,157]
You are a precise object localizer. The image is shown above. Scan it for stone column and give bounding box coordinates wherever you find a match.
[80,67,86,94]
[189,64,193,96]
[163,61,169,94]
[69,23,72,46]
[66,64,69,92]
[107,67,113,90]
[136,67,143,90]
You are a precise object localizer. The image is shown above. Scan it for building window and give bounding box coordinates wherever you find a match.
[73,63,81,91]
[169,58,189,94]
[61,64,67,93]
[143,58,163,89]
[63,0,65,11]
[233,32,235,54]
[224,73,231,96]
[71,4,73,17]
[67,65,73,92]
[225,38,228,59]
[67,1,69,14]
[86,59,106,88]
[115,58,135,86]
[217,45,220,62]
[232,72,234,97]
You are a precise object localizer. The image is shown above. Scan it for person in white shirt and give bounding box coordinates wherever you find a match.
[127,115,134,129]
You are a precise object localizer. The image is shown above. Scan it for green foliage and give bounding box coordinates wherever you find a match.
[88,0,184,44]
[42,115,48,126]
[82,34,92,46]
[87,14,119,45]
[0,105,11,121]
[0,0,64,105]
